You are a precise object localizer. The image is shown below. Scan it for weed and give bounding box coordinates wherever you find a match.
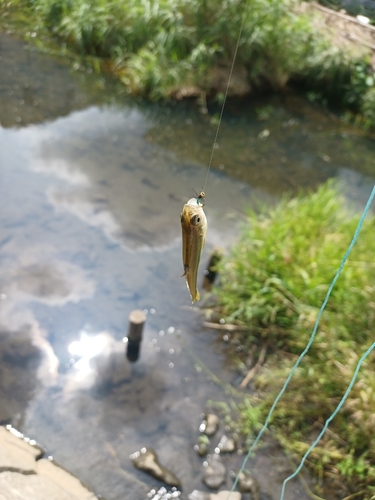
[214,180,375,497]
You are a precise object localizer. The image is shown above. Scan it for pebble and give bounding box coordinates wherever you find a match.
[202,453,226,489]
[194,435,210,457]
[131,447,181,488]
[200,414,220,436]
[216,434,237,454]
[230,470,260,499]
[189,491,241,500]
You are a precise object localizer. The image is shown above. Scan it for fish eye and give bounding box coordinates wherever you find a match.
[191,215,201,225]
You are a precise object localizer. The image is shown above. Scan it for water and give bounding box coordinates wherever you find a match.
[0,31,374,500]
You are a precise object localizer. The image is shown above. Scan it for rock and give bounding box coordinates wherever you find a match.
[131,447,181,488]
[0,426,100,500]
[216,435,237,454]
[202,453,226,489]
[194,441,209,457]
[189,491,210,500]
[211,492,241,500]
[0,471,75,500]
[230,470,260,499]
[189,491,241,500]
[200,414,220,436]
[0,426,42,474]
[36,458,97,499]
[194,435,210,457]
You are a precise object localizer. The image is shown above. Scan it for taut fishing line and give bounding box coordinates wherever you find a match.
[180,0,250,304]
[201,0,250,195]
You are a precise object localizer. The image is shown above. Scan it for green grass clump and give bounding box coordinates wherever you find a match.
[4,0,375,127]
[214,180,375,497]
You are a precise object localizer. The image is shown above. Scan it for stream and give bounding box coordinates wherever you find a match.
[0,31,374,500]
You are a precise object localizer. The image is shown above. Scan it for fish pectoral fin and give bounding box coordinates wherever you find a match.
[180,265,189,278]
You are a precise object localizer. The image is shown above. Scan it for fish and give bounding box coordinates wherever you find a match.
[180,194,207,303]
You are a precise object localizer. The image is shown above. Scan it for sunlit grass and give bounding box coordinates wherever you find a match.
[1,0,370,106]
[214,181,375,497]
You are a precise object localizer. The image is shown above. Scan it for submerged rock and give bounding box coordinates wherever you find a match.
[230,469,260,499]
[202,453,226,489]
[216,435,237,454]
[130,447,181,488]
[200,414,220,436]
[194,435,210,457]
[189,491,241,500]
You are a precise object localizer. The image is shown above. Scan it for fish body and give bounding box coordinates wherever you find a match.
[181,197,207,303]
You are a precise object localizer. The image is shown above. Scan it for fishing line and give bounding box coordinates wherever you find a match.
[230,184,375,495]
[201,0,250,195]
[279,340,375,500]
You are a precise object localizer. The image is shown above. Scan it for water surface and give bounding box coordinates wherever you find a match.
[0,31,374,500]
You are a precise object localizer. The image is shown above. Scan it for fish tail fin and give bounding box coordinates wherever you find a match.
[191,289,200,303]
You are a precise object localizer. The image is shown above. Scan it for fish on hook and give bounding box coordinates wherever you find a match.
[180,192,207,303]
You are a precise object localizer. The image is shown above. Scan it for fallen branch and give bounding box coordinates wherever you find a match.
[240,345,267,388]
[203,321,248,331]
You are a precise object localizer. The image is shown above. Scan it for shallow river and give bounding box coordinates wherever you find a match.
[0,32,374,500]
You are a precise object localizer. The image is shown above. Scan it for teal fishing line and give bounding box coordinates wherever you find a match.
[231,184,375,494]
[279,340,375,500]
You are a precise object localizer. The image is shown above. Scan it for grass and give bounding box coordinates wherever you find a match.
[3,0,375,127]
[213,181,375,498]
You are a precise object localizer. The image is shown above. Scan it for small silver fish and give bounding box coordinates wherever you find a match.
[180,194,207,303]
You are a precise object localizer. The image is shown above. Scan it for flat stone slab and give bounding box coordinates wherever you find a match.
[0,427,99,500]
[0,471,77,500]
[0,427,41,473]
[36,459,98,500]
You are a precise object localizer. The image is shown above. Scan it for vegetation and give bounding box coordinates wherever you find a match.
[213,181,375,498]
[2,0,375,127]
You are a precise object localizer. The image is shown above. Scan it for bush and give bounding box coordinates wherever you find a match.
[4,0,365,100]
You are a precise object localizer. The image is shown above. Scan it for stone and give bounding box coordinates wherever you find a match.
[210,492,241,500]
[230,470,260,499]
[194,435,210,457]
[189,491,210,500]
[194,441,209,457]
[36,458,98,499]
[131,447,181,488]
[202,453,226,489]
[189,491,241,500]
[216,435,237,454]
[0,471,77,500]
[200,414,220,436]
[0,426,42,474]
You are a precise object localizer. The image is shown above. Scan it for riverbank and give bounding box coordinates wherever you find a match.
[2,0,375,128]
[211,181,375,499]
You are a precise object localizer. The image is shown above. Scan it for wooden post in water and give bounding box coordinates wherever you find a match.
[126,309,146,362]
